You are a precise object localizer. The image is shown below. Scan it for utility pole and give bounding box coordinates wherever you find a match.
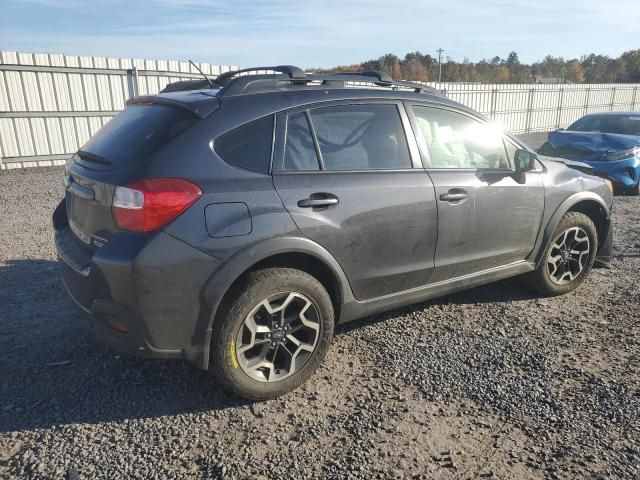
[437,48,445,82]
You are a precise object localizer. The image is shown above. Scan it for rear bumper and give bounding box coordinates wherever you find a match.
[54,200,224,368]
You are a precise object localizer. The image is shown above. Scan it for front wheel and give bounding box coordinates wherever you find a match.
[629,181,640,196]
[524,212,598,296]
[210,268,334,400]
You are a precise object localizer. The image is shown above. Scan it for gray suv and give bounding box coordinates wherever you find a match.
[54,66,613,399]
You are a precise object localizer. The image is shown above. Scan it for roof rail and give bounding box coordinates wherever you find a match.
[307,73,436,94]
[159,64,443,97]
[336,70,393,84]
[214,65,306,86]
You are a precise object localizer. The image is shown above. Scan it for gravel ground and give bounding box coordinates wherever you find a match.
[1,137,639,479]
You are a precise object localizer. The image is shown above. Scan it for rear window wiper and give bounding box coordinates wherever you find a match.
[76,150,112,165]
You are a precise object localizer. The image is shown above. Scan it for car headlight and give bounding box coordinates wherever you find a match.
[604,179,614,192]
[606,146,640,161]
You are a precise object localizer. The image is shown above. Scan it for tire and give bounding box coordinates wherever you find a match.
[210,268,334,400]
[524,212,598,296]
[629,181,640,196]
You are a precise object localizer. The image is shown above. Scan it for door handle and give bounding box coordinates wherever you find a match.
[297,194,339,208]
[439,191,468,202]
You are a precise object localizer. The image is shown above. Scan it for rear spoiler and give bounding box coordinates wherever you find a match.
[160,79,213,93]
[127,90,220,118]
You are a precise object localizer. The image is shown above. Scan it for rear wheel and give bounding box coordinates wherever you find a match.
[524,212,598,296]
[211,268,334,400]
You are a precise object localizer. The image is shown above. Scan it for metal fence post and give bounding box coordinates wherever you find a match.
[610,86,616,111]
[632,86,638,110]
[525,88,535,133]
[0,130,4,170]
[583,87,591,116]
[126,67,139,99]
[490,89,497,120]
[555,88,564,129]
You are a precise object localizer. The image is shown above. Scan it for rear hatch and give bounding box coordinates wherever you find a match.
[64,91,219,252]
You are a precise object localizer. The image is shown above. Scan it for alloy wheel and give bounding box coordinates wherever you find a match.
[547,226,591,285]
[235,292,321,382]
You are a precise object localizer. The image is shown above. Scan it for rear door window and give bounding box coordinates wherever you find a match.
[214,115,274,173]
[78,104,198,170]
[284,112,320,171]
[309,104,412,170]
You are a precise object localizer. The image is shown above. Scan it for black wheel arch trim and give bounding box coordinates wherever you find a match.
[194,236,355,369]
[530,191,610,268]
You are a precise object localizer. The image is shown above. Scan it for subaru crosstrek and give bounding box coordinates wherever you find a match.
[54,66,614,399]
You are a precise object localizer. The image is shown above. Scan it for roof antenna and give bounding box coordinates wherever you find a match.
[188,59,214,88]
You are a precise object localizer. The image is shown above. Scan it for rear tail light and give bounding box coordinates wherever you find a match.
[112,178,202,232]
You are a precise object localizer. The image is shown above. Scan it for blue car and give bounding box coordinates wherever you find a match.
[539,112,640,195]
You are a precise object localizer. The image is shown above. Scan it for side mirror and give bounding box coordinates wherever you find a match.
[514,149,536,173]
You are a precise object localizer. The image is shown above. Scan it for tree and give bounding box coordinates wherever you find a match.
[581,54,612,83]
[310,50,635,84]
[457,57,478,82]
[511,64,532,83]
[494,66,510,83]
[402,51,436,80]
[376,54,401,76]
[535,55,566,79]
[403,58,429,82]
[391,59,402,80]
[565,59,585,83]
[506,51,520,67]
[620,49,640,82]
[443,58,460,82]
[505,51,530,83]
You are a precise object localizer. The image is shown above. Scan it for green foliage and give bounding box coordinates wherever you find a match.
[620,49,640,82]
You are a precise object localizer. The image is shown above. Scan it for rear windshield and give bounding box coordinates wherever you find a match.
[77,104,197,169]
[568,115,640,136]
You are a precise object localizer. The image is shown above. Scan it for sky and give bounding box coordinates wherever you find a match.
[1,0,638,69]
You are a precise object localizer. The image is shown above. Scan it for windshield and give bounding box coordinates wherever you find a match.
[568,114,640,136]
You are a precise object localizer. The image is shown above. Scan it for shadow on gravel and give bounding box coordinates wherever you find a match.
[337,277,540,336]
[0,258,539,434]
[0,259,248,434]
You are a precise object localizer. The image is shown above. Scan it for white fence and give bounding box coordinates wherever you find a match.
[1,51,639,169]
[0,51,238,169]
[429,82,640,135]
